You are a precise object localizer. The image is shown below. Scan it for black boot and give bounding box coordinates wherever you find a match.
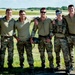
[20,61,24,68]
[55,65,60,71]
[29,64,35,74]
[41,62,45,70]
[70,64,74,71]
[65,70,70,75]
[49,64,54,73]
[50,68,55,73]
[0,65,3,72]
[8,64,13,69]
[20,63,24,69]
[30,68,35,75]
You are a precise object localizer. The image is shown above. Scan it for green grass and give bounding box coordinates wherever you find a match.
[0,9,68,15]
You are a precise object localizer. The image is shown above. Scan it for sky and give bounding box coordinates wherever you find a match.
[0,0,75,8]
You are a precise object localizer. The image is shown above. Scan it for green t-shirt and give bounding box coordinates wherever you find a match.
[65,14,75,34]
[15,17,34,41]
[0,16,15,36]
[31,17,52,37]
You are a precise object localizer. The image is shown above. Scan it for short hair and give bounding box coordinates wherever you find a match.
[55,9,62,14]
[6,8,12,13]
[40,7,46,12]
[19,10,26,14]
[68,4,74,9]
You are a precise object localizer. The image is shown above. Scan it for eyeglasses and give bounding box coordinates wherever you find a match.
[41,11,46,13]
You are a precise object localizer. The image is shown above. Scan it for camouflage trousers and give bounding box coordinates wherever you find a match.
[54,37,70,70]
[38,37,54,68]
[67,36,75,67]
[0,36,14,67]
[17,40,34,68]
[0,39,1,49]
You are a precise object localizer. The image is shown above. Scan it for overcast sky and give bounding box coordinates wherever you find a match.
[0,0,75,8]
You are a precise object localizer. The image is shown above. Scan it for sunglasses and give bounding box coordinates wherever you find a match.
[20,14,25,15]
[41,11,46,13]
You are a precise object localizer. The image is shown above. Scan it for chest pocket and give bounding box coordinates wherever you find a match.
[55,19,65,33]
[57,24,63,33]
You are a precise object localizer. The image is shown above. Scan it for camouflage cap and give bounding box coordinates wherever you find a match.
[56,9,62,16]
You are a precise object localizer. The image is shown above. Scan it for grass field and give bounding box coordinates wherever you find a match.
[4,37,66,68]
[0,9,68,15]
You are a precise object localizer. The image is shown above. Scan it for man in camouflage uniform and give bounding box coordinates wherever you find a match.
[31,8,54,72]
[14,10,34,73]
[64,4,75,70]
[53,9,70,74]
[0,8,15,69]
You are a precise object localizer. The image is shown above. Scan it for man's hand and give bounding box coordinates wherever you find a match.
[34,19,38,26]
[16,38,20,42]
[30,37,34,44]
[52,20,55,25]
[46,38,50,43]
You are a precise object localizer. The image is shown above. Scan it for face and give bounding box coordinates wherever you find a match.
[40,9,46,17]
[68,6,75,14]
[6,10,12,18]
[19,12,26,19]
[57,13,62,18]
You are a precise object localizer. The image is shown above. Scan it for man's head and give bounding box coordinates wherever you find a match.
[55,9,62,19]
[19,10,26,19]
[68,4,75,14]
[56,9,62,16]
[6,8,12,19]
[40,7,46,17]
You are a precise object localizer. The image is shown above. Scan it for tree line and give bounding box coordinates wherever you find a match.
[27,6,68,10]
[0,6,68,10]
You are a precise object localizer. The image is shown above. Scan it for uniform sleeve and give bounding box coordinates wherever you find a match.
[52,19,57,35]
[28,17,35,23]
[31,24,38,37]
[29,17,39,23]
[62,18,69,35]
[49,19,53,38]
[13,21,18,38]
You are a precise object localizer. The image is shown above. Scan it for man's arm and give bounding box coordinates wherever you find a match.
[13,22,20,42]
[30,22,38,43]
[62,18,69,35]
[49,20,54,39]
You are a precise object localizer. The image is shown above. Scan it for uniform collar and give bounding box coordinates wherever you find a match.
[40,16,47,21]
[68,14,75,18]
[18,17,27,22]
[3,16,13,21]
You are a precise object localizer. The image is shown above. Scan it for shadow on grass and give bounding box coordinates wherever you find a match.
[0,67,75,75]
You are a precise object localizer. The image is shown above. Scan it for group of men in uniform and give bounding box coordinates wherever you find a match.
[0,4,75,75]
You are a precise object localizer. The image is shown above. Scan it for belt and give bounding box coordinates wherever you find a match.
[69,33,75,36]
[56,37,65,39]
[39,34,50,38]
[39,35,50,39]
